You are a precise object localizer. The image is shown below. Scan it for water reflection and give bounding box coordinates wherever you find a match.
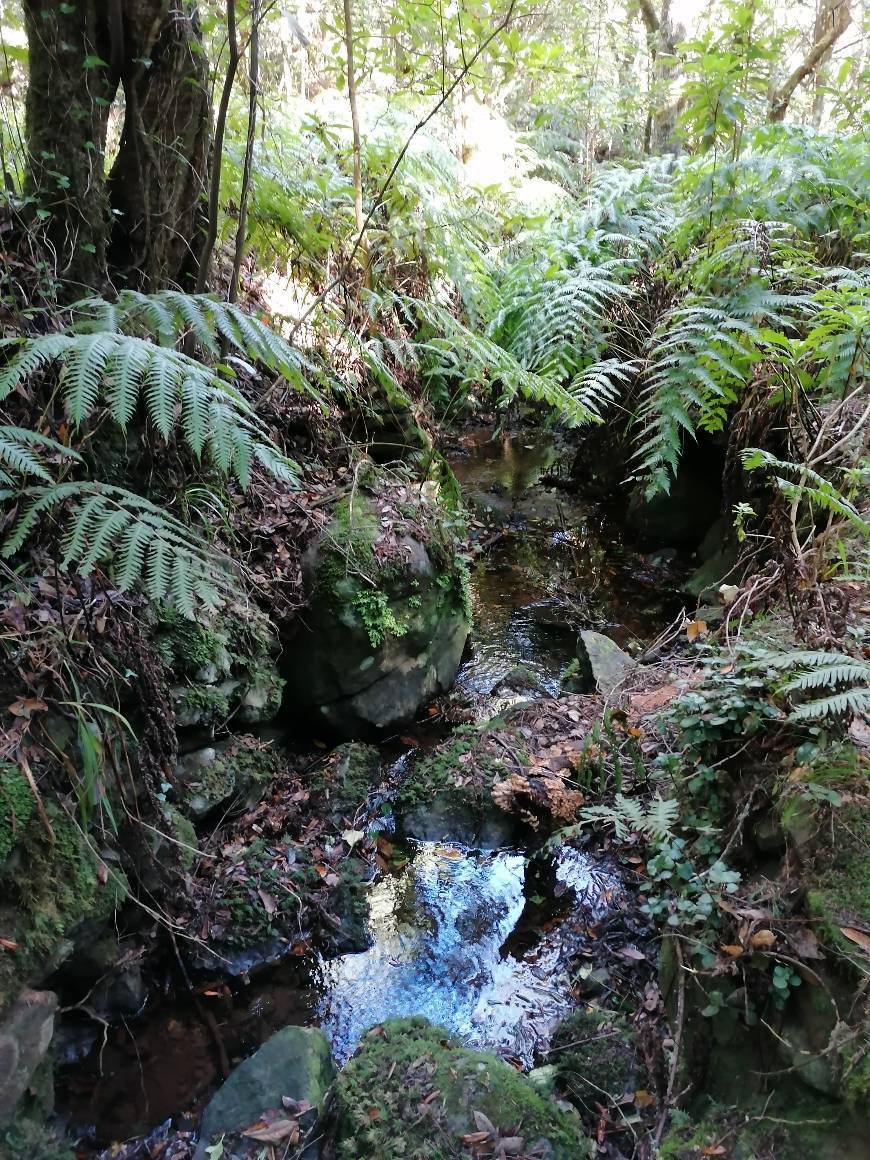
[318,841,617,1066]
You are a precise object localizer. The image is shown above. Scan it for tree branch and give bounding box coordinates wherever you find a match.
[769,1,851,122]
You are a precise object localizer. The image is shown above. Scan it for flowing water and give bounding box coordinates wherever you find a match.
[56,427,675,1147]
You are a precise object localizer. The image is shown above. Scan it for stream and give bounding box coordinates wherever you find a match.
[55,427,679,1149]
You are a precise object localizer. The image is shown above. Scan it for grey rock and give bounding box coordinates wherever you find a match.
[402,791,517,850]
[577,630,636,696]
[283,510,469,737]
[0,989,58,1126]
[194,1026,335,1159]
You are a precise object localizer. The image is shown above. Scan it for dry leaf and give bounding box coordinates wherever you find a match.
[634,1089,655,1108]
[618,946,646,961]
[840,927,870,955]
[750,929,776,950]
[242,1119,299,1144]
[342,828,365,849]
[685,619,709,641]
[720,944,744,958]
[258,889,277,916]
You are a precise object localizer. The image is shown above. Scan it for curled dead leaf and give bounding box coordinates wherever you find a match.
[750,929,776,950]
[840,927,870,955]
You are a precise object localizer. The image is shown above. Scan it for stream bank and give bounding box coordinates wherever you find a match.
[3,425,867,1160]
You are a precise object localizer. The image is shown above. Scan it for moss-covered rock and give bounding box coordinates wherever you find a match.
[395,723,538,847]
[282,475,470,736]
[174,736,284,821]
[0,807,128,1010]
[157,603,284,731]
[0,1116,73,1160]
[193,1026,335,1160]
[333,1017,584,1160]
[311,743,381,824]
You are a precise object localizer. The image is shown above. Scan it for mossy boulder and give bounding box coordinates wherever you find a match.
[333,1017,584,1159]
[311,743,381,824]
[547,1008,639,1108]
[282,481,470,737]
[193,1025,335,1160]
[0,805,128,1010]
[157,603,284,732]
[394,725,522,847]
[174,736,284,821]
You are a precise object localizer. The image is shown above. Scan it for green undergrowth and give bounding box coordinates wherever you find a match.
[394,723,520,816]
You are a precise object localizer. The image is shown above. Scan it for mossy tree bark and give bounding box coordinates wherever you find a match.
[22,0,210,294]
[22,0,115,292]
[107,1,211,291]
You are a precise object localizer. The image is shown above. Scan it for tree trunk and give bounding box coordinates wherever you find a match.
[639,0,684,154]
[22,0,116,292]
[23,0,210,295]
[107,1,211,290]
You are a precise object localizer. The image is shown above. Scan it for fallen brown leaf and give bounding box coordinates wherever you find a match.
[840,927,870,955]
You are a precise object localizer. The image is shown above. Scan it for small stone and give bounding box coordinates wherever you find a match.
[0,989,58,1126]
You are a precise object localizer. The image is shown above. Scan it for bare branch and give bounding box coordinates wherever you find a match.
[770,0,851,121]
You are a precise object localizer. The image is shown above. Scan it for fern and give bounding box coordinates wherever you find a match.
[577,793,679,841]
[3,482,232,617]
[71,290,323,402]
[743,648,870,723]
[0,331,300,488]
[0,426,80,485]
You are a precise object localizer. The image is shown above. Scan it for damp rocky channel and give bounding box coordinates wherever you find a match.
[54,427,680,1150]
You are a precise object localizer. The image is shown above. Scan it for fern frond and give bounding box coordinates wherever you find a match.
[4,482,234,615]
[0,426,80,483]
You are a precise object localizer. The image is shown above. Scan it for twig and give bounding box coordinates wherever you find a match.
[654,936,685,1147]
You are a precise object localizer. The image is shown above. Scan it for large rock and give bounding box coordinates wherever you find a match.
[282,486,470,737]
[577,630,636,696]
[194,1026,335,1160]
[0,990,57,1126]
[333,1017,583,1159]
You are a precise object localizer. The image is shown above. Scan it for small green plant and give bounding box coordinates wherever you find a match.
[641,838,741,928]
[352,588,408,649]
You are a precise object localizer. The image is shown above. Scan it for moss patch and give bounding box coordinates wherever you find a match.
[0,765,36,865]
[0,806,128,1009]
[0,1117,73,1160]
[548,1008,639,1106]
[334,1017,583,1159]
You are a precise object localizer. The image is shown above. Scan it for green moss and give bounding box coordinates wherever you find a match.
[0,806,128,1008]
[395,724,516,816]
[804,800,870,964]
[0,765,36,864]
[841,1035,870,1112]
[155,606,222,675]
[334,1017,582,1159]
[0,1117,73,1160]
[548,1009,638,1104]
[177,685,231,726]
